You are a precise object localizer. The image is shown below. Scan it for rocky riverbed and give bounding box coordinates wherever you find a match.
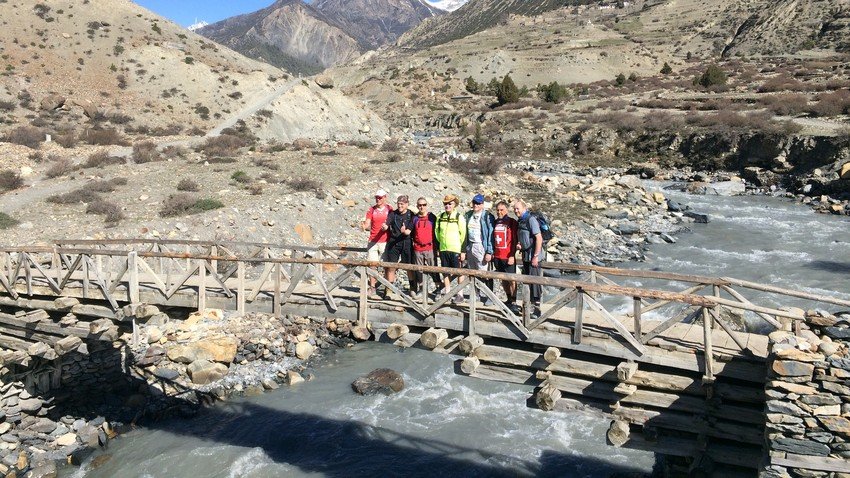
[0,307,360,477]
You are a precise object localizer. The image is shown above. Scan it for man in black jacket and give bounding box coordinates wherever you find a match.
[385,195,415,296]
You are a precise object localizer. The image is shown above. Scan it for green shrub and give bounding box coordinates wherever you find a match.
[615,73,626,86]
[159,194,224,217]
[231,170,250,183]
[176,178,199,191]
[660,62,673,75]
[539,81,568,104]
[697,64,727,88]
[0,170,23,191]
[464,76,480,94]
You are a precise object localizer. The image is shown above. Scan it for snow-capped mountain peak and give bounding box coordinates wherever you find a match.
[424,0,467,12]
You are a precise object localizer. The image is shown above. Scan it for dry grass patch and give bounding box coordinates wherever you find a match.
[45,157,76,179]
[0,170,24,192]
[132,141,162,163]
[5,126,44,149]
[159,194,224,217]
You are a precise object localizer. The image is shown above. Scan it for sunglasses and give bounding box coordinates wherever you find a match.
[417,203,427,207]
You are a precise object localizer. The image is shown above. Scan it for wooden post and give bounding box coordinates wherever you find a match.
[607,420,630,447]
[543,347,561,364]
[633,296,642,340]
[210,245,218,275]
[128,251,139,304]
[420,328,448,349]
[82,257,90,299]
[458,335,484,355]
[468,280,477,337]
[197,258,206,312]
[358,267,368,327]
[460,356,480,374]
[421,273,428,306]
[702,307,714,382]
[573,290,584,344]
[536,382,561,411]
[522,283,531,328]
[52,248,61,289]
[24,255,32,296]
[712,284,720,330]
[386,323,409,340]
[237,261,246,315]
[273,263,281,319]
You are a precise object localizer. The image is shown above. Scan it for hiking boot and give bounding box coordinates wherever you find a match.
[507,303,521,315]
[367,287,381,300]
[482,296,494,307]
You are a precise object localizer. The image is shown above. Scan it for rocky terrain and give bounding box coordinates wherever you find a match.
[0,303,361,477]
[0,0,387,143]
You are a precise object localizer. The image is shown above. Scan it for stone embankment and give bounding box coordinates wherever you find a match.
[0,303,358,477]
[762,310,850,477]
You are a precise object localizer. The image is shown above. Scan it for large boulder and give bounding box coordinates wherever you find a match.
[40,94,65,111]
[314,75,334,89]
[166,336,238,364]
[351,368,404,396]
[187,359,228,385]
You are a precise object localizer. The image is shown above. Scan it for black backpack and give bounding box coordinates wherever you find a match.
[530,211,554,241]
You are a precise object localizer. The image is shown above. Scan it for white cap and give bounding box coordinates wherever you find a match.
[375,189,387,197]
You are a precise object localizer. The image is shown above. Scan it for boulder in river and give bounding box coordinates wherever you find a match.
[351,368,404,396]
[684,211,710,224]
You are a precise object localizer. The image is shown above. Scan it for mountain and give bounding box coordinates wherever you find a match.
[198,0,441,74]
[0,0,386,142]
[197,0,360,75]
[424,0,468,12]
[315,0,440,50]
[399,0,596,49]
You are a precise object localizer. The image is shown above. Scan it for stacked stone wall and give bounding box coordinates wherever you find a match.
[761,311,850,477]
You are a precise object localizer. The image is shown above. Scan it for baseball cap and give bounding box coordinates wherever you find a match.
[472,194,485,204]
[375,189,387,197]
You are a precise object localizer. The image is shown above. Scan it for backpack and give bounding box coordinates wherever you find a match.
[530,211,554,241]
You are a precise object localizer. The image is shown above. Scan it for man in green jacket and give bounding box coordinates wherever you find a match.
[435,194,467,303]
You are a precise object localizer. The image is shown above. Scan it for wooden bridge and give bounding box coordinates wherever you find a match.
[1,239,848,476]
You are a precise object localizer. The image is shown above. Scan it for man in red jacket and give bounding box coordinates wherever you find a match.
[362,189,392,298]
[493,200,519,312]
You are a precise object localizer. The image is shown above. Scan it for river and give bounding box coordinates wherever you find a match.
[70,189,849,478]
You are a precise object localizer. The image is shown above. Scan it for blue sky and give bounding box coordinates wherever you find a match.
[134,0,278,26]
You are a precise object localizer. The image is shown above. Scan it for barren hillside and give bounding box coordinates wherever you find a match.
[0,0,388,144]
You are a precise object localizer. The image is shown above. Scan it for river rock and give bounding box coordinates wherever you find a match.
[295,342,314,360]
[351,368,404,396]
[684,211,710,223]
[840,163,850,180]
[147,326,163,344]
[186,359,228,385]
[167,336,237,364]
[28,461,57,478]
[772,437,830,456]
[19,398,43,414]
[55,433,77,447]
[772,360,814,378]
[285,370,304,385]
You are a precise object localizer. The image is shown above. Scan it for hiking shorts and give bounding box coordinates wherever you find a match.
[439,251,461,269]
[385,241,413,263]
[367,241,387,262]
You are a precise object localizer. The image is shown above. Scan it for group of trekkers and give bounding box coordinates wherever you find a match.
[362,189,545,316]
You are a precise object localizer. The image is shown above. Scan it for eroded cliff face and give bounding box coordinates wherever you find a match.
[315,0,439,50]
[198,0,439,74]
[247,2,362,70]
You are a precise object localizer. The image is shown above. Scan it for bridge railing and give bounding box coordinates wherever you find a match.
[1,240,838,380]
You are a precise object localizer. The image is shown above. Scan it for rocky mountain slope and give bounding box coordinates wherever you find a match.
[0,0,387,142]
[197,0,360,75]
[198,0,441,74]
[399,0,596,49]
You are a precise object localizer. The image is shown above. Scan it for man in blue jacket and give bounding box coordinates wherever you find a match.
[461,194,495,305]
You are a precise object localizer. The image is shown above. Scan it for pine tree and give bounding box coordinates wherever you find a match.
[496,75,519,105]
[660,62,672,74]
